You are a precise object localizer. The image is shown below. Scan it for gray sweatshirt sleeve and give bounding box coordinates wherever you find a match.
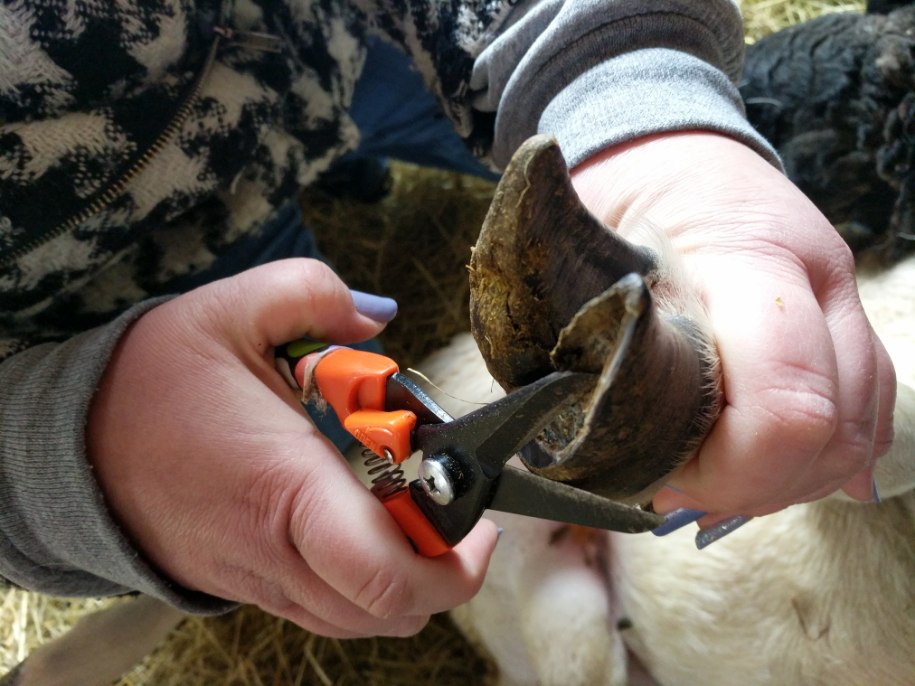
[472,0,780,169]
[0,302,234,614]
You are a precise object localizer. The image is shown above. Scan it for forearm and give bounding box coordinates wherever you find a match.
[0,301,234,613]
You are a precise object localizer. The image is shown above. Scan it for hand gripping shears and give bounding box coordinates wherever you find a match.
[277,343,664,556]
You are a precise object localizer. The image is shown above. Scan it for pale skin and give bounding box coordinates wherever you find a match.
[86,131,896,637]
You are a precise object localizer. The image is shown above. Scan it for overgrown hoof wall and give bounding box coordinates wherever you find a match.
[469,135,721,503]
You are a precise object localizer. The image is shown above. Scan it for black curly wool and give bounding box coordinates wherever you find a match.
[866,0,912,15]
[739,4,915,258]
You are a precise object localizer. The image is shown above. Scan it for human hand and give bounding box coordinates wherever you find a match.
[569,132,896,520]
[86,258,498,637]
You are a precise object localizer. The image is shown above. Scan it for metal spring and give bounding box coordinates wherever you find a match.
[363,448,407,500]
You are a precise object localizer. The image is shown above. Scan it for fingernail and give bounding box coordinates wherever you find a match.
[872,479,881,504]
[351,289,398,323]
[651,508,705,536]
[495,527,505,545]
[695,515,752,550]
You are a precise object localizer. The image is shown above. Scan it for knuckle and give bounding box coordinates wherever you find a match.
[758,370,839,454]
[258,256,337,295]
[827,237,856,274]
[287,259,348,316]
[804,215,854,271]
[355,566,414,619]
[291,256,337,287]
[873,420,895,458]
[269,259,338,306]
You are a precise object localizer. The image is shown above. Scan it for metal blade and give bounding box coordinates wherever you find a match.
[415,371,594,478]
[489,467,665,533]
[385,372,453,425]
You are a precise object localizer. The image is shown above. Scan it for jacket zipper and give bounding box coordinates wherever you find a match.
[0,37,222,269]
[212,26,284,53]
[2,21,285,269]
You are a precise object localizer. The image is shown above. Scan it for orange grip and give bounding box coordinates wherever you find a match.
[382,490,451,557]
[312,348,448,556]
[343,409,416,464]
[314,348,399,419]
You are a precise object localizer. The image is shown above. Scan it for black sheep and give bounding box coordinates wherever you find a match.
[739,2,914,258]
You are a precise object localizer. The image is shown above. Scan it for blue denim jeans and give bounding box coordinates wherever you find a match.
[345,37,499,179]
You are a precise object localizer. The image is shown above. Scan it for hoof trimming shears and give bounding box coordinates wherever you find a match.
[277,342,663,556]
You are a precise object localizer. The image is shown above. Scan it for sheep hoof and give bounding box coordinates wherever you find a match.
[470,135,721,503]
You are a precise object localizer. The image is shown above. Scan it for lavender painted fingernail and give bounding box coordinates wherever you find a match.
[651,508,706,537]
[351,289,398,323]
[872,479,881,504]
[695,515,753,550]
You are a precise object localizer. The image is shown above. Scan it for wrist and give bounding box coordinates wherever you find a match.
[569,131,784,237]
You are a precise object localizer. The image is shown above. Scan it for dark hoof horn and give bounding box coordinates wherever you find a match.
[469,135,721,503]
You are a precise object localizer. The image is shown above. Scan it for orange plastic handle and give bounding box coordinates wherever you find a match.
[312,347,451,556]
[314,348,398,417]
[343,409,416,464]
[382,490,451,557]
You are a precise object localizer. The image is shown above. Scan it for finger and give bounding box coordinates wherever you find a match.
[841,326,896,500]
[250,445,438,637]
[197,424,438,637]
[263,557,432,638]
[234,559,431,639]
[155,399,435,638]
[837,468,874,503]
[286,444,499,619]
[801,253,880,500]
[281,588,431,639]
[202,258,389,348]
[280,608,429,640]
[651,484,705,515]
[871,331,898,459]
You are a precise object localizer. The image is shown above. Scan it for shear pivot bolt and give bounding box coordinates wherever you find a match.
[419,456,454,505]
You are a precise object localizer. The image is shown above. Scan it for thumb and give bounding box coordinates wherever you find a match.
[200,258,396,348]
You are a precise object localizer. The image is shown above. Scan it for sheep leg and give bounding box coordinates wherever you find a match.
[1,595,185,686]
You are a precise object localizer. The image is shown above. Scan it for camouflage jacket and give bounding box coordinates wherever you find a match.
[0,0,518,358]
